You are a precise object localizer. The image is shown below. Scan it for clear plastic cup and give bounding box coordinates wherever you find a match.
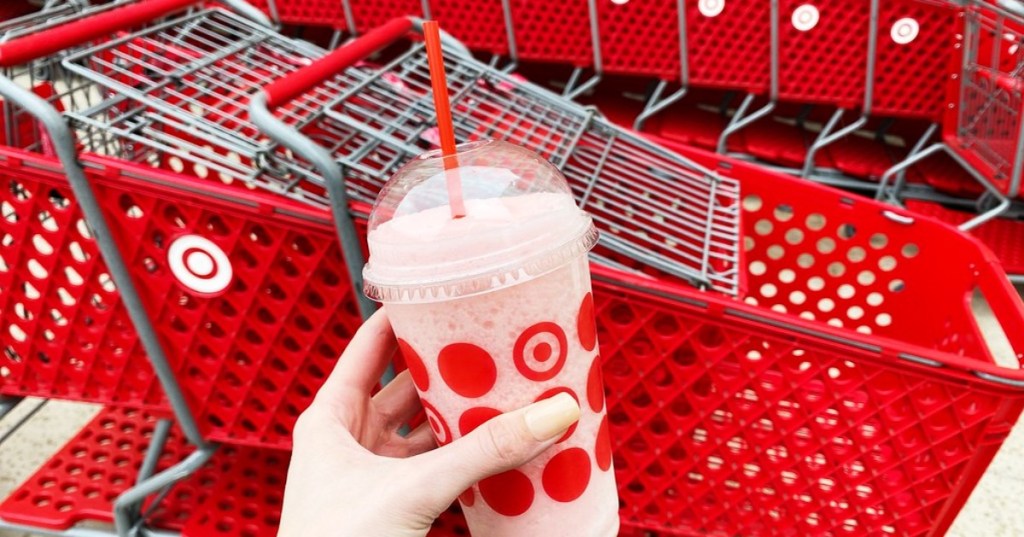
[363,140,619,536]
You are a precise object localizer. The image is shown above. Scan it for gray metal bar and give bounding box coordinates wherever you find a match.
[862,0,879,115]
[250,93,378,322]
[261,0,280,25]
[800,111,868,178]
[876,142,1011,230]
[341,0,356,35]
[0,399,46,446]
[136,419,173,485]
[633,0,688,130]
[113,446,217,537]
[0,77,208,449]
[717,0,778,152]
[220,0,273,27]
[501,0,517,62]
[586,0,602,73]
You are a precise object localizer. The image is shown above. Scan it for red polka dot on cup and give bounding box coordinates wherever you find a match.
[479,469,534,517]
[587,356,605,413]
[397,339,430,392]
[459,406,502,436]
[542,448,592,502]
[514,322,567,381]
[595,415,612,472]
[534,387,579,443]
[439,342,497,398]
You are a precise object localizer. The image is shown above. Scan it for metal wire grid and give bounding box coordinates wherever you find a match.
[59,8,740,294]
[564,121,741,295]
[322,46,595,202]
[955,5,1024,192]
[316,46,740,293]
[0,1,136,153]
[62,8,353,206]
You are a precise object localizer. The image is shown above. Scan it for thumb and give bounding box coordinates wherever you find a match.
[414,392,580,508]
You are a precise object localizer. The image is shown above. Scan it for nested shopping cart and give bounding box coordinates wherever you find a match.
[876,1,1024,215]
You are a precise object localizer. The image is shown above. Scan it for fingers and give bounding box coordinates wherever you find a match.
[401,422,437,456]
[317,308,397,402]
[372,371,422,429]
[410,393,580,508]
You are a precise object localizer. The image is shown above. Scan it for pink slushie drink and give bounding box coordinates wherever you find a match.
[363,140,619,536]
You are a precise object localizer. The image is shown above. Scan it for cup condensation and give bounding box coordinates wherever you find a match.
[363,140,619,536]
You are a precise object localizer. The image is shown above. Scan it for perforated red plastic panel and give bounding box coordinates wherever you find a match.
[509,0,593,66]
[906,200,1024,275]
[0,149,363,449]
[685,0,771,93]
[349,0,423,34]
[777,0,869,107]
[872,0,957,118]
[0,406,204,530]
[428,0,509,56]
[245,0,347,28]
[596,0,681,80]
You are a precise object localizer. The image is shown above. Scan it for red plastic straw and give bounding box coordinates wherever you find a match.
[423,21,466,219]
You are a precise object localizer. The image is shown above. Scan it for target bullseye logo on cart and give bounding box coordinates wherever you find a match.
[891,17,919,45]
[698,0,725,18]
[792,4,820,32]
[168,235,233,295]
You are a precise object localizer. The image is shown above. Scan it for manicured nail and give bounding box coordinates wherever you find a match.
[524,392,580,441]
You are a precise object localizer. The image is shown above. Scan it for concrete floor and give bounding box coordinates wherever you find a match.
[1,291,1024,536]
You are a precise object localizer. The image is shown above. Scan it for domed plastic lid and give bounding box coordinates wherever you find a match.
[363,140,598,303]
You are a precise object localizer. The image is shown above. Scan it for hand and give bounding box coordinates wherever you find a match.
[279,309,582,537]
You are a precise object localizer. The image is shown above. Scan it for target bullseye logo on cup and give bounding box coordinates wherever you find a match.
[698,0,725,18]
[168,235,233,295]
[792,4,820,32]
[891,17,919,45]
[514,322,568,381]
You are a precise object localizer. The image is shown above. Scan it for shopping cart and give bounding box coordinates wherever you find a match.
[0,0,363,451]
[247,17,742,295]
[874,0,1024,230]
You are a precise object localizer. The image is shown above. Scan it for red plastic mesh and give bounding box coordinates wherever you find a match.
[0,406,207,530]
[685,1,771,93]
[244,0,346,28]
[349,0,423,34]
[777,0,869,107]
[596,0,681,80]
[872,0,957,118]
[0,150,363,449]
[508,0,593,66]
[906,200,1024,275]
[428,0,509,56]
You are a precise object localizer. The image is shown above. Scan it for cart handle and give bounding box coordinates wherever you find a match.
[0,0,202,67]
[263,17,416,109]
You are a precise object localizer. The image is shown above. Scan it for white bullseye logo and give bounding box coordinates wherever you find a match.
[792,4,820,32]
[168,235,232,295]
[698,0,725,18]
[891,17,919,45]
[421,399,451,445]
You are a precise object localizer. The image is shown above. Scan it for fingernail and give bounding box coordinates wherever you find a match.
[524,392,580,441]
